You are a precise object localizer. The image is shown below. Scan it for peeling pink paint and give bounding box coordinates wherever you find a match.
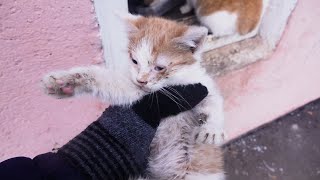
[0,0,105,160]
[0,0,320,162]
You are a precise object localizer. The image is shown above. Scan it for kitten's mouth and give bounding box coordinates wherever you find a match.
[139,86,152,93]
[133,83,152,93]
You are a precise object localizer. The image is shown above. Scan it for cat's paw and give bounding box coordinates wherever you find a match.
[180,4,192,14]
[41,71,81,98]
[195,126,225,145]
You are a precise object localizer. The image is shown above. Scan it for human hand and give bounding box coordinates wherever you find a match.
[132,83,208,127]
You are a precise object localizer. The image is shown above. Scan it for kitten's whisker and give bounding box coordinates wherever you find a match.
[156,92,160,118]
[149,92,155,109]
[160,88,186,110]
[165,87,186,102]
[162,88,187,110]
[147,91,152,102]
[166,86,192,109]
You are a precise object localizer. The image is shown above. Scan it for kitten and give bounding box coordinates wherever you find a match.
[180,0,269,51]
[42,14,225,180]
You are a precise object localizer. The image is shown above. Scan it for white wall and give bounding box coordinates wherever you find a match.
[93,0,129,70]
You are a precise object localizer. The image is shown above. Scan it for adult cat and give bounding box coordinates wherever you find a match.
[180,0,269,51]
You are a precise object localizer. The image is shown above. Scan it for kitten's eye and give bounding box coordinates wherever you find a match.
[132,59,138,65]
[154,66,166,72]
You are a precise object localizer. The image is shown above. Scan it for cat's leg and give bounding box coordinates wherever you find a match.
[41,66,144,105]
[200,11,238,39]
[186,133,225,179]
[191,77,225,145]
[146,113,197,180]
[195,92,225,145]
[180,0,193,14]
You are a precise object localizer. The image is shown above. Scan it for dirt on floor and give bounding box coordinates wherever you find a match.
[223,99,320,180]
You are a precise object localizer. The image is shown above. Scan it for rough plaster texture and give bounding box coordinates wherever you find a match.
[0,0,105,160]
[218,0,320,140]
[0,0,319,162]
[202,36,270,76]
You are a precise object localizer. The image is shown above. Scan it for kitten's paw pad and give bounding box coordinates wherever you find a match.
[195,128,225,145]
[41,71,81,98]
[180,5,192,14]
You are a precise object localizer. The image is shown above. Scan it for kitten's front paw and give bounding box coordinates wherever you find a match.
[180,4,192,14]
[41,71,80,98]
[195,126,225,145]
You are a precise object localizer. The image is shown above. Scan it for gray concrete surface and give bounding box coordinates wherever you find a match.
[223,99,320,180]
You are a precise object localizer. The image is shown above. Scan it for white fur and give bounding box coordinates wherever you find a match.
[132,38,154,84]
[175,26,209,49]
[132,38,154,66]
[181,0,270,52]
[185,173,225,180]
[41,17,225,180]
[200,11,238,37]
[41,66,145,106]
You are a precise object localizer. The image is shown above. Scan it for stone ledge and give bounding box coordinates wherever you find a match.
[202,36,271,77]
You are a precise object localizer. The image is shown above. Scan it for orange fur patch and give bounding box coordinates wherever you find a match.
[197,0,263,35]
[128,17,196,67]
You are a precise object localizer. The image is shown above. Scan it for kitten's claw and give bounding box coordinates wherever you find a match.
[41,71,78,98]
[195,127,225,145]
[180,4,192,14]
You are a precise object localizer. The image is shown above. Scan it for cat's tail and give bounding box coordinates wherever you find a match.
[185,144,225,180]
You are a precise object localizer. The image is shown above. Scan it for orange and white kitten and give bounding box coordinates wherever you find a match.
[42,14,225,180]
[180,0,269,51]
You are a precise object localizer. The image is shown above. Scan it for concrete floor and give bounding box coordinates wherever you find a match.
[223,99,320,180]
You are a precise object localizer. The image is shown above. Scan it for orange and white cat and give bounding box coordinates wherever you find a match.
[180,0,269,51]
[42,14,225,180]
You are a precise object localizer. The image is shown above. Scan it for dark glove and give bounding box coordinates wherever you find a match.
[58,83,208,180]
[132,83,208,127]
[0,84,208,180]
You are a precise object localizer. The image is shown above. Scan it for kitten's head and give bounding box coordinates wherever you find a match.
[120,14,208,92]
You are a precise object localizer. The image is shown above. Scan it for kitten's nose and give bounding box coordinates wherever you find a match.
[136,79,147,85]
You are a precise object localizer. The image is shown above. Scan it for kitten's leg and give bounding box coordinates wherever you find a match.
[186,144,225,180]
[190,77,225,145]
[41,66,144,105]
[195,93,225,145]
[180,0,193,14]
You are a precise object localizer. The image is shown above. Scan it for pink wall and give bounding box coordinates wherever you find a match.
[218,0,320,138]
[0,0,105,160]
[0,0,319,161]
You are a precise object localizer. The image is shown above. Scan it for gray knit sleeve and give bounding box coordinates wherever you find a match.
[58,106,155,180]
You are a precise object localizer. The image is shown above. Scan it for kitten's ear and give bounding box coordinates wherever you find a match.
[114,11,141,33]
[174,26,208,53]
